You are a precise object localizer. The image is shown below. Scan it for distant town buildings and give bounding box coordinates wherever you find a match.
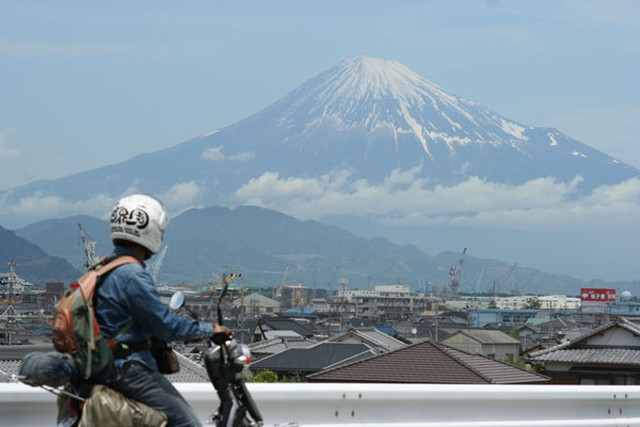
[2,275,640,386]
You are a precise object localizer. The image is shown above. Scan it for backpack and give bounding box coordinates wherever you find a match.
[52,255,140,379]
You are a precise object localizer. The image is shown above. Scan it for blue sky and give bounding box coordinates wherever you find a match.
[0,1,638,191]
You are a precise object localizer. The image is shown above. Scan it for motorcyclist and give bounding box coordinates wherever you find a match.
[93,193,231,426]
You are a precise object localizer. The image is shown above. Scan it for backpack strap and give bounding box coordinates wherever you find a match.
[95,255,141,277]
[93,255,141,351]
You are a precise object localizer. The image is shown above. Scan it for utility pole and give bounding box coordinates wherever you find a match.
[339,278,348,333]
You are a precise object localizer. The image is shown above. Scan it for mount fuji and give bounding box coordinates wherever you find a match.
[1,57,638,280]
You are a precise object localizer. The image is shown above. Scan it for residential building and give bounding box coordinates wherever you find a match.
[492,295,581,310]
[441,329,521,361]
[468,309,539,328]
[249,316,320,343]
[232,293,281,316]
[334,284,428,320]
[528,317,640,385]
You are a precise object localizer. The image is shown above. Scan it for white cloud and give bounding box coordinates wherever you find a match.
[234,167,640,231]
[201,145,255,162]
[228,151,255,162]
[202,146,225,161]
[0,128,20,158]
[1,192,116,219]
[159,181,202,207]
[0,181,203,225]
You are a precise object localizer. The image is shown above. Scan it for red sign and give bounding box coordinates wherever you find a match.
[581,288,616,302]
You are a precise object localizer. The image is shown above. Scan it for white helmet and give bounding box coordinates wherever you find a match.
[110,194,168,255]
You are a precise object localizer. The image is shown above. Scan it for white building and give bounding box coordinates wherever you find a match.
[492,294,580,311]
[336,285,428,319]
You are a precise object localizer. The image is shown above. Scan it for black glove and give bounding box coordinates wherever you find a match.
[212,324,233,345]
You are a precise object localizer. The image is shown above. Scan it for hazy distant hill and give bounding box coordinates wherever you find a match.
[163,205,434,287]
[11,205,592,295]
[16,215,112,271]
[0,226,80,285]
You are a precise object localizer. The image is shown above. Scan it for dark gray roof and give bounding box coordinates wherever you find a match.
[258,317,319,338]
[0,344,209,383]
[249,336,316,356]
[165,352,210,383]
[251,342,375,373]
[1,344,55,381]
[528,348,640,366]
[0,344,54,361]
[308,340,550,385]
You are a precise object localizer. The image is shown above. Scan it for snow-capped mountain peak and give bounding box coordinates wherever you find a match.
[268,56,530,155]
[1,56,637,231]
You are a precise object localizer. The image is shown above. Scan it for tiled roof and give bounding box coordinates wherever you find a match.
[251,342,375,373]
[528,348,640,366]
[328,327,406,351]
[448,329,520,344]
[259,317,319,338]
[529,317,640,358]
[0,344,55,361]
[0,344,209,383]
[307,340,550,384]
[1,345,53,381]
[249,336,316,356]
[164,352,210,383]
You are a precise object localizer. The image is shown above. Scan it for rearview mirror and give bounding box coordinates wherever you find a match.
[169,291,186,311]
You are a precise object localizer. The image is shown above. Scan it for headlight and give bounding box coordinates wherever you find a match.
[232,343,252,368]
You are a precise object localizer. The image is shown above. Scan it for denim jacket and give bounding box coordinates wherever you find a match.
[94,246,213,381]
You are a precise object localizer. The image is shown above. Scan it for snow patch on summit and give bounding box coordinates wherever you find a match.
[499,119,528,140]
[273,56,533,154]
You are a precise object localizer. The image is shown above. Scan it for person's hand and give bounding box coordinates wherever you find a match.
[212,323,234,344]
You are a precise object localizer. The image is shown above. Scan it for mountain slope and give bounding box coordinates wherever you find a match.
[0,226,80,285]
[16,215,112,271]
[14,206,588,295]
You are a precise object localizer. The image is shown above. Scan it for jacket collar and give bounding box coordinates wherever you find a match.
[113,245,147,268]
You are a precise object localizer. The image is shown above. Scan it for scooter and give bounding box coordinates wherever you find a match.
[170,273,264,427]
[10,272,263,427]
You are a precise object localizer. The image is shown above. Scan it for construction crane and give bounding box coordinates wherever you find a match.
[147,245,168,283]
[470,267,484,295]
[78,223,99,269]
[506,263,519,295]
[449,247,467,294]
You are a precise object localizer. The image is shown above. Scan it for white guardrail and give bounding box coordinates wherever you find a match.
[1,382,640,426]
